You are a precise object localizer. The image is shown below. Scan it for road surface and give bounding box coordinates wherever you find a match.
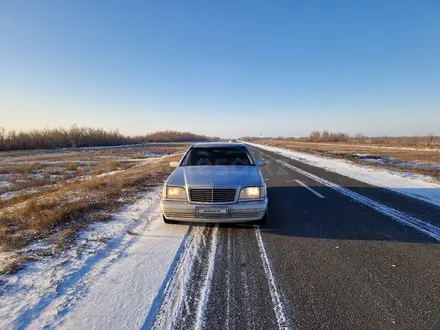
[150,146,440,330]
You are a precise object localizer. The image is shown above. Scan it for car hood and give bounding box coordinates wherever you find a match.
[166,166,263,187]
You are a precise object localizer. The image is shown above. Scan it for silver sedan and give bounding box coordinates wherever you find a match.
[161,142,268,225]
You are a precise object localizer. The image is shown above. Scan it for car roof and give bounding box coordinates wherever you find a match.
[192,142,246,148]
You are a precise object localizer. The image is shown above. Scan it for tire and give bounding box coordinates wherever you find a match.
[255,212,267,226]
[163,214,176,224]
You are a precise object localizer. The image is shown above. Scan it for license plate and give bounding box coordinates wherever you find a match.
[197,207,228,214]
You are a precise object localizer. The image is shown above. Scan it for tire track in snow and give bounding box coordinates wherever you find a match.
[195,225,218,330]
[149,225,219,330]
[255,225,291,330]
[225,228,232,330]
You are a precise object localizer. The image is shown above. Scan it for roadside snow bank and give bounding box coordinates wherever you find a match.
[247,142,440,207]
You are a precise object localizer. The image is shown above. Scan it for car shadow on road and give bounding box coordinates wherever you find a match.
[260,185,440,244]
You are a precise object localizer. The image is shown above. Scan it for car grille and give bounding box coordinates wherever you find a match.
[189,188,236,203]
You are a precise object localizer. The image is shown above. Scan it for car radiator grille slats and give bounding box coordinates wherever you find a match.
[189,188,236,203]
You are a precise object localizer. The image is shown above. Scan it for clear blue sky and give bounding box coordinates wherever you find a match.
[1,0,439,137]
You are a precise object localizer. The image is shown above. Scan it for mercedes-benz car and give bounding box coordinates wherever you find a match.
[161,142,268,225]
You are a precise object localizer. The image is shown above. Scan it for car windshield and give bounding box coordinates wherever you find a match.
[181,146,254,166]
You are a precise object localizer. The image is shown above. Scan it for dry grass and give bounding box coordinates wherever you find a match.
[0,256,35,276]
[66,163,79,171]
[0,152,183,275]
[0,144,187,202]
[0,188,57,211]
[1,144,188,161]
[0,177,52,198]
[93,160,119,175]
[10,163,45,174]
[0,144,186,262]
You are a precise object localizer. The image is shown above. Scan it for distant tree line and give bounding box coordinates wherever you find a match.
[240,136,298,141]
[139,130,221,143]
[0,126,220,151]
[306,130,351,142]
[240,130,439,147]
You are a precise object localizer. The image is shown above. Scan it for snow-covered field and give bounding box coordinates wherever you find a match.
[247,142,440,207]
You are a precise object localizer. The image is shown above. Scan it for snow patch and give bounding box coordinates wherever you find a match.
[0,181,10,189]
[0,191,16,201]
[255,226,290,330]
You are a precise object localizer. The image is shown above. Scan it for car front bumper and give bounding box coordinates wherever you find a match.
[161,199,268,223]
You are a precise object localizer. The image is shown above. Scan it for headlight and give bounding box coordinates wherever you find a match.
[165,186,187,200]
[239,186,263,200]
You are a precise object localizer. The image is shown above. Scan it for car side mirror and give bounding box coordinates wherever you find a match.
[257,159,267,167]
[170,161,178,168]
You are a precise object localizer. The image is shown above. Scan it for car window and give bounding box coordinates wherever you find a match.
[181,147,254,166]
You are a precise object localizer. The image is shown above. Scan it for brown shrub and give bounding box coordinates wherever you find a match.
[52,226,82,250]
[93,160,119,175]
[12,163,44,175]
[9,174,18,183]
[66,163,79,171]
[107,160,118,172]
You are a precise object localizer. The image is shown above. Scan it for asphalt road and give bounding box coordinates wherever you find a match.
[152,146,440,330]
